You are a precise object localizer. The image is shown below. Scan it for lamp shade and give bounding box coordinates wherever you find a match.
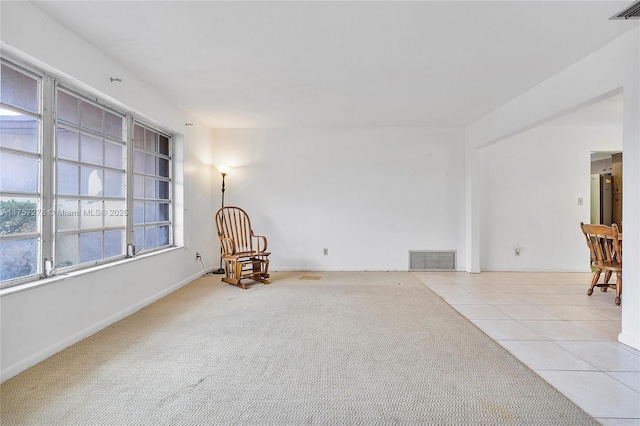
[216,165,231,175]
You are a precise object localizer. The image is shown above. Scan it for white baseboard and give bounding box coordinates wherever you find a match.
[618,332,640,351]
[0,269,210,383]
[271,267,404,272]
[478,268,590,273]
[272,267,590,273]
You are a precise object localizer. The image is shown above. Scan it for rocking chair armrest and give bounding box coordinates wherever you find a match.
[219,237,236,255]
[252,234,268,253]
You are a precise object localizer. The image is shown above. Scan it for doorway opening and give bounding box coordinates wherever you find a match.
[590,151,623,230]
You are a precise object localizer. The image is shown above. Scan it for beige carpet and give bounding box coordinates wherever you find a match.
[1,271,598,425]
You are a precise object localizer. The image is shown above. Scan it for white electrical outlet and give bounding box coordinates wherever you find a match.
[323,248,328,255]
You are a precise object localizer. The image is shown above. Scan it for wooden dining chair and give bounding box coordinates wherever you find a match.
[579,222,622,305]
[215,206,270,289]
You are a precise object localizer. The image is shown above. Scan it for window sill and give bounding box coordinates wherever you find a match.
[0,246,183,297]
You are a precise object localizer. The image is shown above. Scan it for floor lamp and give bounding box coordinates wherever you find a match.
[213,165,230,274]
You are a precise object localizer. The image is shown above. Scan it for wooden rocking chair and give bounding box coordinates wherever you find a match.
[215,206,270,289]
[579,222,622,305]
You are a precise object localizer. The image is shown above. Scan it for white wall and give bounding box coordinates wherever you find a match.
[212,127,466,271]
[621,29,640,351]
[479,125,622,271]
[466,28,640,350]
[1,2,216,381]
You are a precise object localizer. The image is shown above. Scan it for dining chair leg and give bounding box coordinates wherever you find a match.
[600,270,612,292]
[588,270,601,296]
[614,271,622,306]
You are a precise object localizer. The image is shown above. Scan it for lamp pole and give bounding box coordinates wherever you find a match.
[220,172,226,208]
[213,166,230,274]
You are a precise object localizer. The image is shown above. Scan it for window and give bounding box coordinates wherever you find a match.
[0,62,42,283]
[54,89,127,269]
[132,123,172,253]
[0,58,173,289]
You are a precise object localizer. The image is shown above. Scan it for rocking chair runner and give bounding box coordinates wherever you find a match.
[215,206,270,289]
[579,222,622,305]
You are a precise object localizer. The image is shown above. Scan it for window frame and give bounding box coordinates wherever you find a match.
[53,85,129,272]
[131,120,173,255]
[0,57,175,289]
[0,60,44,287]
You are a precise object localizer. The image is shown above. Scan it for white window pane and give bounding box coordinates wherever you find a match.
[57,128,79,160]
[134,176,144,198]
[80,101,102,134]
[133,202,144,225]
[0,238,37,281]
[158,135,169,156]
[104,111,123,140]
[79,232,102,263]
[0,151,38,193]
[1,64,38,113]
[145,202,157,223]
[145,177,156,199]
[56,199,79,231]
[158,203,169,222]
[134,150,144,172]
[81,167,103,196]
[57,162,79,195]
[145,226,157,249]
[80,200,102,230]
[55,233,78,268]
[145,129,157,152]
[0,196,38,235]
[158,181,169,200]
[145,153,156,175]
[104,229,123,258]
[104,141,123,169]
[0,114,38,153]
[133,124,144,149]
[57,91,79,126]
[158,158,169,178]
[104,200,126,228]
[104,170,123,198]
[80,134,103,165]
[158,226,169,246]
[133,227,144,251]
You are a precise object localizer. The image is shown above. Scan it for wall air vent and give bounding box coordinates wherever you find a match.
[610,1,640,19]
[409,251,456,271]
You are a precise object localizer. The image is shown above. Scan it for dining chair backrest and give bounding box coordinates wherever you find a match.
[579,222,621,265]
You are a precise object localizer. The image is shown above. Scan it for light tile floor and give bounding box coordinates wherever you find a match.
[411,271,640,425]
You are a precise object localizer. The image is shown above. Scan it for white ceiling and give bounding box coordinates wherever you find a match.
[33,1,638,129]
